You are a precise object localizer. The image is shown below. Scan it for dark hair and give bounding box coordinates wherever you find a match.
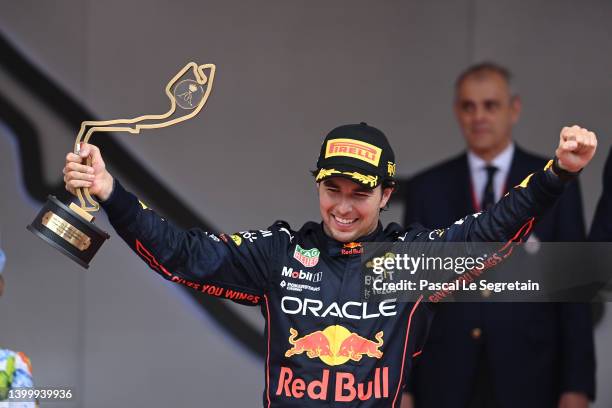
[310,170,396,193]
[382,180,396,190]
[379,180,396,212]
[455,61,514,95]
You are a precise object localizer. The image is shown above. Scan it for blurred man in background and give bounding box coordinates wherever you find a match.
[589,147,612,242]
[401,63,595,408]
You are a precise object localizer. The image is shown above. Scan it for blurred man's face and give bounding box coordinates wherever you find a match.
[454,72,521,160]
[318,177,392,243]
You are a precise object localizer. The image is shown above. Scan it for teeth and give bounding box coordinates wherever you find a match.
[334,215,356,225]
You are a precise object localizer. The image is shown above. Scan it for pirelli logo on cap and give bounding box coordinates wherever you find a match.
[325,138,382,166]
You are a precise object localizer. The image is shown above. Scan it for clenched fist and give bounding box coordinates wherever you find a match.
[63,143,114,201]
[555,125,597,173]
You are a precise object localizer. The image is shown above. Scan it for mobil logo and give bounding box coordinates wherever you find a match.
[281,266,322,283]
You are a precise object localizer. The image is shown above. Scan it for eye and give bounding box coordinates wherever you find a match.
[484,100,500,112]
[460,101,475,113]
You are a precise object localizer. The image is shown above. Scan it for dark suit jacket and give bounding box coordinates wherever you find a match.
[401,146,596,408]
[589,146,612,241]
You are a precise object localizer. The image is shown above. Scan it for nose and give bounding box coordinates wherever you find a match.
[336,196,353,215]
[473,104,487,122]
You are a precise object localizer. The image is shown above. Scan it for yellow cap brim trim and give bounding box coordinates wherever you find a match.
[315,168,378,188]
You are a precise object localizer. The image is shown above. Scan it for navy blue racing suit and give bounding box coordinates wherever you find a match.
[100,162,570,407]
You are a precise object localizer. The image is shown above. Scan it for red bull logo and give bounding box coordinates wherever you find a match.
[337,331,383,361]
[344,242,361,249]
[281,326,388,402]
[285,325,383,366]
[341,242,362,255]
[276,366,389,401]
[285,328,332,358]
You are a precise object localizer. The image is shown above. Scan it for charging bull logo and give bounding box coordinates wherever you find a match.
[285,325,383,366]
[338,331,384,361]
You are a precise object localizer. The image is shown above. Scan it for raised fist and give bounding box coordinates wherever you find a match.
[555,125,597,173]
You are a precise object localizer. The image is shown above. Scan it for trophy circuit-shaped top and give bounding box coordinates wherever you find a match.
[27,62,215,268]
[74,62,216,214]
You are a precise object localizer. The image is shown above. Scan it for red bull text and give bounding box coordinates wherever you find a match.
[276,366,389,401]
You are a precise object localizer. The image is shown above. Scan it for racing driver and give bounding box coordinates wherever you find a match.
[63,122,597,407]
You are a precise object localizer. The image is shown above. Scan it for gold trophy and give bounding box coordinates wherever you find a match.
[28,62,216,268]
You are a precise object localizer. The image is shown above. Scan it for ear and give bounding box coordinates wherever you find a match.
[510,95,522,124]
[379,187,394,209]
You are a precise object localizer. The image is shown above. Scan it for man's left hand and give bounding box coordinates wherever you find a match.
[558,391,589,408]
[555,125,597,172]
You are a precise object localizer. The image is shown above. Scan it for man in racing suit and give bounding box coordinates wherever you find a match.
[63,122,597,407]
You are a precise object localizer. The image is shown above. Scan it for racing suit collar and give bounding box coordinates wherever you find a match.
[317,221,385,257]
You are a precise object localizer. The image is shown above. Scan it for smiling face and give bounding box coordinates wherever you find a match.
[318,177,393,243]
[454,71,521,161]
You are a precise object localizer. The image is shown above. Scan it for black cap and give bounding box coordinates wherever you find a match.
[314,122,396,188]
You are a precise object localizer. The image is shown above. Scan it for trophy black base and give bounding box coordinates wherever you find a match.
[27,195,110,269]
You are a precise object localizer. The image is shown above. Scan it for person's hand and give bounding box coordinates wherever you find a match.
[558,391,589,408]
[63,143,114,201]
[555,125,597,173]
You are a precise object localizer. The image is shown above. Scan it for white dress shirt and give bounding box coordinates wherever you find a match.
[467,143,515,208]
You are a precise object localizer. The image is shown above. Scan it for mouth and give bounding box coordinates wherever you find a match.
[471,126,490,134]
[331,214,358,228]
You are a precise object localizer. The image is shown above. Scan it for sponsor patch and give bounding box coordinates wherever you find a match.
[325,138,382,166]
[231,234,242,246]
[428,229,445,240]
[281,296,397,320]
[341,242,362,255]
[276,366,389,401]
[240,231,258,243]
[387,161,396,177]
[280,280,321,293]
[284,325,384,366]
[204,232,220,242]
[282,266,323,283]
[293,244,320,267]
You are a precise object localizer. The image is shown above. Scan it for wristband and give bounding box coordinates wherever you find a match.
[549,157,582,181]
